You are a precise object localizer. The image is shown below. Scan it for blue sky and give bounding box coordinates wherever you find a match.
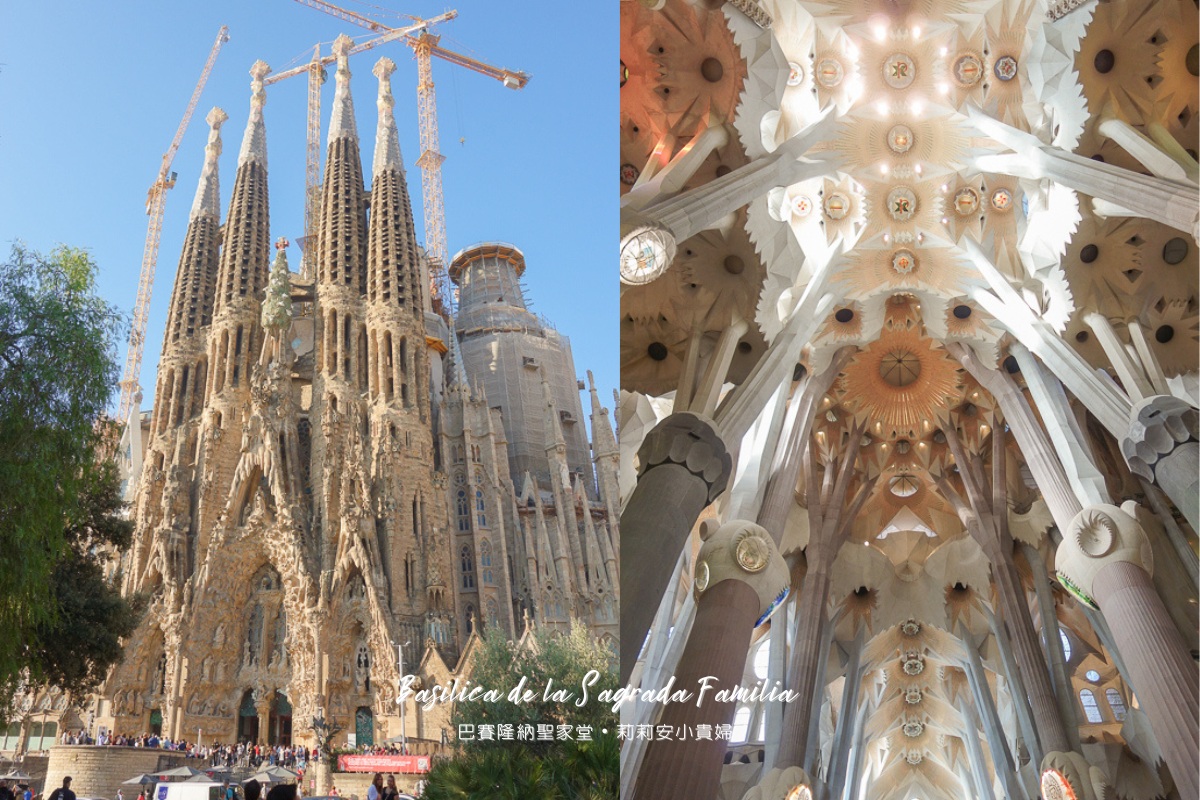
[0,1,617,416]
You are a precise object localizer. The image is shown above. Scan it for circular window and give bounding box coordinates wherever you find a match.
[1094,49,1115,74]
[1155,325,1175,344]
[1163,237,1189,265]
[647,342,669,361]
[1079,244,1099,263]
[701,57,724,83]
[953,304,972,319]
[835,308,855,324]
[724,255,745,275]
[1085,669,1101,682]
[1187,44,1199,77]
[1003,355,1020,374]
[1075,330,1090,343]
[621,60,628,88]
[620,163,640,186]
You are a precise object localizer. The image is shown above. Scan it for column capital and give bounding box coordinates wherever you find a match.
[636,412,731,503]
[1055,503,1154,609]
[1121,394,1198,481]
[1040,750,1112,800]
[742,767,812,800]
[694,519,790,628]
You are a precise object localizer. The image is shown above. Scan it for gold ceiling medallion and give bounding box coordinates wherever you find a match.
[735,531,771,573]
[952,53,984,87]
[887,187,918,221]
[953,187,980,216]
[815,57,844,88]
[824,192,851,220]
[892,249,918,275]
[792,194,814,217]
[787,61,805,86]
[883,53,917,89]
[887,124,915,154]
[994,55,1018,81]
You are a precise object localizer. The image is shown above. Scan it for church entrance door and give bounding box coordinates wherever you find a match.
[269,692,292,745]
[355,707,373,747]
[238,691,258,743]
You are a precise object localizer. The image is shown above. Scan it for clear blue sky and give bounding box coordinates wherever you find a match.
[0,1,617,415]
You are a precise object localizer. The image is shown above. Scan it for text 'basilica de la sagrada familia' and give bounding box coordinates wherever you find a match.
[90,35,619,749]
[619,0,1197,799]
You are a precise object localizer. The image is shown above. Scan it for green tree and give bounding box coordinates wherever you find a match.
[423,621,618,799]
[0,243,138,713]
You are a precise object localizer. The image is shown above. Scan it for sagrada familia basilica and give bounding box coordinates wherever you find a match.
[93,36,619,748]
[619,0,1197,800]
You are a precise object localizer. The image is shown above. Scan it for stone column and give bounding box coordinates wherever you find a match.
[256,698,271,746]
[979,603,1043,768]
[633,520,789,800]
[956,698,998,800]
[826,625,864,795]
[314,759,332,795]
[1056,503,1200,800]
[1021,543,1080,751]
[1097,112,1191,182]
[961,632,1030,800]
[1121,395,1199,532]
[620,412,732,684]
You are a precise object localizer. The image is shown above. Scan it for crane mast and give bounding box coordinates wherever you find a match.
[118,25,230,426]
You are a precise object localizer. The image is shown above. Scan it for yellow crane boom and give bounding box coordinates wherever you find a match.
[118,25,230,426]
[289,0,529,315]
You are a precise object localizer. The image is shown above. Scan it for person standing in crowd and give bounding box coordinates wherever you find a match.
[47,777,75,800]
[366,774,382,800]
[381,775,398,800]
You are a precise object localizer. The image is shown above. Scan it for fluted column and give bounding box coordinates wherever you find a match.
[619,411,731,683]
[1057,504,1199,800]
[1021,543,1080,751]
[633,520,789,800]
[961,632,1030,800]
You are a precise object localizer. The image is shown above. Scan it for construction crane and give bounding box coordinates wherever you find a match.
[290,0,530,316]
[264,12,456,279]
[117,25,231,427]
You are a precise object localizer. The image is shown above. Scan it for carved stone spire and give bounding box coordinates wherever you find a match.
[372,57,403,176]
[238,61,270,168]
[328,34,357,144]
[190,107,227,220]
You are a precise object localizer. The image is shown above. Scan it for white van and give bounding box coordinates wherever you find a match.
[151,782,223,800]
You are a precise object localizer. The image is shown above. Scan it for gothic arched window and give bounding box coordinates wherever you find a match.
[457,490,470,532]
[475,490,487,527]
[461,545,475,589]
[1079,689,1102,723]
[731,706,752,743]
[480,539,494,585]
[1105,688,1127,721]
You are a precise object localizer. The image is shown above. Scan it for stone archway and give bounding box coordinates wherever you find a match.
[269,692,292,745]
[237,690,258,744]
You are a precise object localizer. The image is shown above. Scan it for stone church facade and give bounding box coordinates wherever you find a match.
[90,38,618,748]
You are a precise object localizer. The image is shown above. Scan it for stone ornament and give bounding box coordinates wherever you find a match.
[1120,394,1198,481]
[792,194,815,218]
[904,749,924,764]
[901,619,921,636]
[824,192,851,220]
[815,58,844,88]
[1040,751,1112,800]
[887,124,915,154]
[891,250,917,275]
[887,187,918,221]
[990,188,1014,212]
[883,53,917,89]
[902,654,925,675]
[620,224,677,286]
[740,766,812,800]
[953,53,984,86]
[636,412,732,503]
[621,163,640,186]
[694,519,790,628]
[904,687,922,704]
[787,62,805,86]
[1055,502,1155,610]
[953,187,980,216]
[902,719,924,737]
[993,55,1019,81]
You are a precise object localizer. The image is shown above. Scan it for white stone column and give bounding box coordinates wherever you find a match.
[1097,112,1191,182]
[1120,395,1200,532]
[623,123,732,209]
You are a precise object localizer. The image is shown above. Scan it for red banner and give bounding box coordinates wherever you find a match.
[336,754,432,774]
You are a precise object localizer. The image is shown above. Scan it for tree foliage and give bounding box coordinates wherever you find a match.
[423,621,618,798]
[0,244,138,714]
